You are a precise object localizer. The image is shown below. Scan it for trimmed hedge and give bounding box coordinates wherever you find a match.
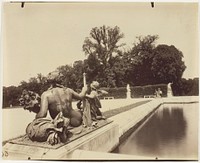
[100,84,167,99]
[100,87,127,99]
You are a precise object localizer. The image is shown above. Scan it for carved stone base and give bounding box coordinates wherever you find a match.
[3,121,119,160]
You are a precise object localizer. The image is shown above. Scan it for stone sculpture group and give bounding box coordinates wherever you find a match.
[19,71,108,145]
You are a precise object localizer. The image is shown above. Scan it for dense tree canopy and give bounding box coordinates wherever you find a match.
[122,35,186,86]
[124,35,159,86]
[152,45,186,84]
[3,86,22,107]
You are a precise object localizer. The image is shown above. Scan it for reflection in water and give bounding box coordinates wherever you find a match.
[113,103,198,159]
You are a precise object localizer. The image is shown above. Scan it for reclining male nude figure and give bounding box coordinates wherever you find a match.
[23,71,87,145]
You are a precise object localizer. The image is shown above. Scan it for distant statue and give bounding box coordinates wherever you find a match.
[167,82,173,97]
[19,71,88,145]
[155,88,162,98]
[126,84,131,99]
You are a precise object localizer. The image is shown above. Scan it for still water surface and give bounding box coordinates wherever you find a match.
[113,103,198,160]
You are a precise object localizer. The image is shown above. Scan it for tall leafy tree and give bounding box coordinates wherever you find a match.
[83,25,125,87]
[151,44,186,84]
[124,35,159,85]
[56,64,75,89]
[83,25,124,67]
[72,60,86,89]
[111,56,129,87]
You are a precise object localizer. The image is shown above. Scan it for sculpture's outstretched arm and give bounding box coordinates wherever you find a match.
[71,86,88,100]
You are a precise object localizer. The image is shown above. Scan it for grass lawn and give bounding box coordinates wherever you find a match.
[103,100,151,118]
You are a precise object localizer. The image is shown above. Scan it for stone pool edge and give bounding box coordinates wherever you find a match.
[111,96,198,141]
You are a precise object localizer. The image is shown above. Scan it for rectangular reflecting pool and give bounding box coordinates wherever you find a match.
[113,103,199,160]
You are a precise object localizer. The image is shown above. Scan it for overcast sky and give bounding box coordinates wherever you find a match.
[2,2,199,86]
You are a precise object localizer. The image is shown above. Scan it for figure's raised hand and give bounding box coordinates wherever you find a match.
[100,90,108,95]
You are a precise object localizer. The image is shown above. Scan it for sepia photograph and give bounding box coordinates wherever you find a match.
[1,1,199,161]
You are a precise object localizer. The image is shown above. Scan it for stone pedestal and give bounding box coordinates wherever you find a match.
[3,123,119,160]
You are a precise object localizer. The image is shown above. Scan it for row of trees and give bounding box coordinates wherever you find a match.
[2,25,198,107]
[3,77,198,108]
